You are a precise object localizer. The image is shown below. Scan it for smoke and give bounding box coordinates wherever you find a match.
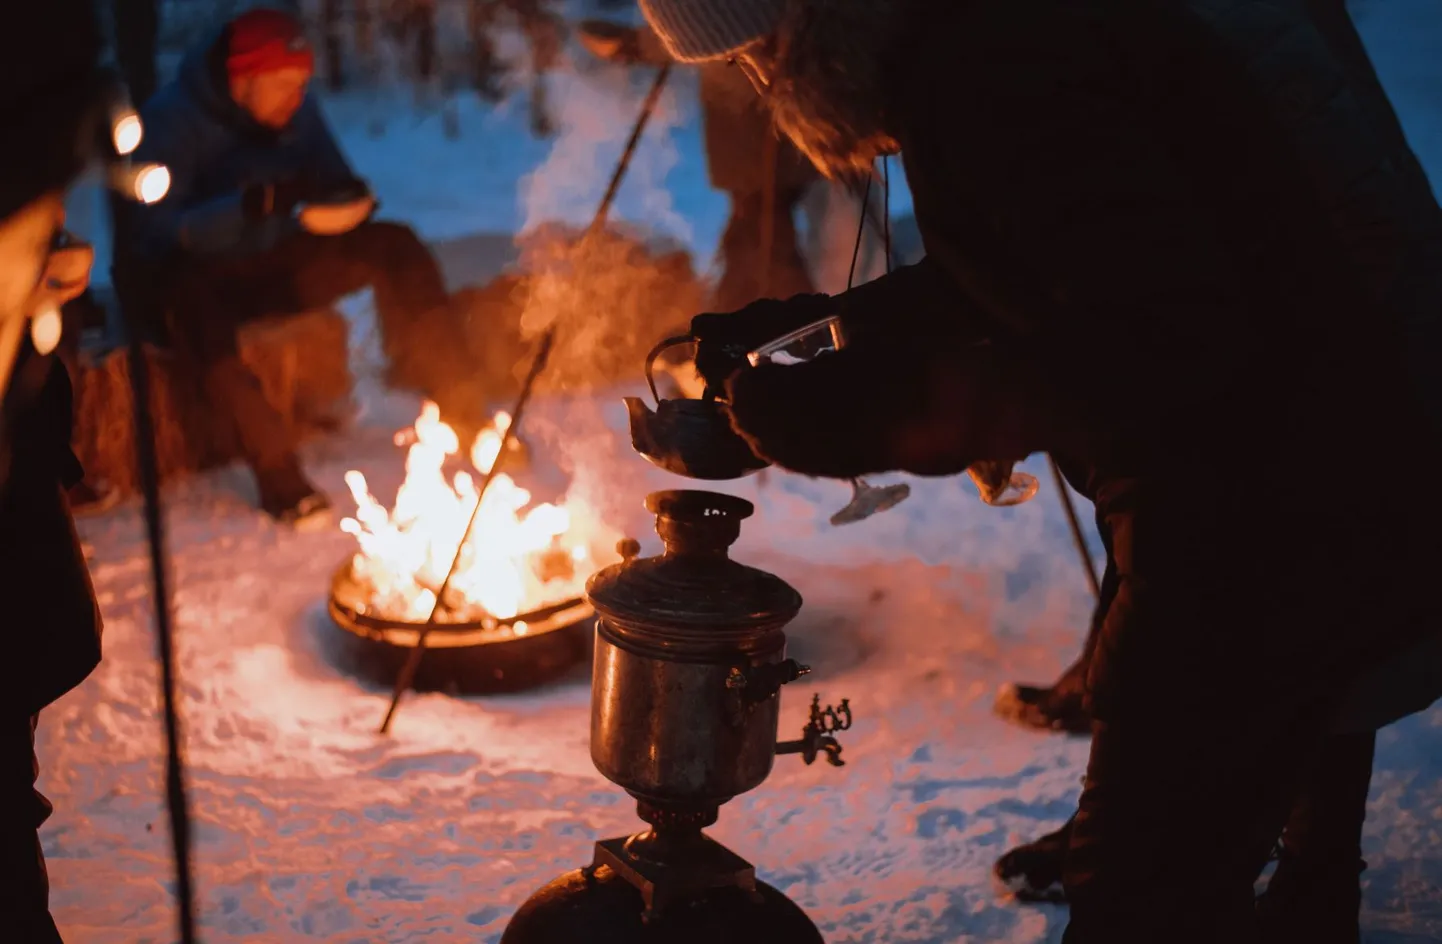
[505,53,702,538]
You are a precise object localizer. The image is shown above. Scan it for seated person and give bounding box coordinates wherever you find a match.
[117,8,462,525]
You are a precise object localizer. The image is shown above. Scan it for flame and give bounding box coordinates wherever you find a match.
[340,402,597,623]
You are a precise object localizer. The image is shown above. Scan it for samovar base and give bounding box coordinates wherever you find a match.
[500,852,824,944]
[592,830,757,920]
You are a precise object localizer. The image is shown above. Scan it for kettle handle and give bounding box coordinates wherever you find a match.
[643,334,699,405]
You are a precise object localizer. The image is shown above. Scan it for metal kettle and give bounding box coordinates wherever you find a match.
[623,336,769,481]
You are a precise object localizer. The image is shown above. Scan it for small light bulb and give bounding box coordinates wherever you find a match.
[112,112,143,155]
[30,305,62,355]
[134,164,171,204]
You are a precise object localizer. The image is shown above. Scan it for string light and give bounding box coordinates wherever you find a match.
[30,304,62,355]
[134,164,171,204]
[112,111,143,156]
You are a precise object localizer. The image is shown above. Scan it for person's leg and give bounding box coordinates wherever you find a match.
[287,222,479,417]
[995,491,1112,735]
[164,262,323,520]
[0,715,63,943]
[1062,714,1317,944]
[1256,732,1376,944]
[284,222,449,356]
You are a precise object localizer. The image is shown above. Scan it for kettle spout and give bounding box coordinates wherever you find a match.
[623,396,658,456]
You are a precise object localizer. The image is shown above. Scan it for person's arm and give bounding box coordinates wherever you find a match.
[834,255,992,348]
[129,97,299,256]
[886,2,1266,466]
[295,96,361,190]
[725,2,1266,478]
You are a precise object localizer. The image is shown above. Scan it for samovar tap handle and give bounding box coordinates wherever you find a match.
[776,693,852,767]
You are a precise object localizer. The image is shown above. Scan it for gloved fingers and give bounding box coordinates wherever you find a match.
[723,351,896,479]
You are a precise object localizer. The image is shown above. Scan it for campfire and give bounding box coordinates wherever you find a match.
[338,402,597,628]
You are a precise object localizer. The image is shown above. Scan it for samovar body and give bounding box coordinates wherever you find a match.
[503,489,844,943]
[587,489,803,808]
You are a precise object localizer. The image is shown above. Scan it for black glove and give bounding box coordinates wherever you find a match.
[691,293,838,392]
[723,336,1006,479]
[241,173,317,221]
[309,175,372,205]
[720,345,932,479]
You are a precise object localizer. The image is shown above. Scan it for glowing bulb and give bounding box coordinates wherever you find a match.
[30,305,61,355]
[112,112,143,155]
[134,164,170,204]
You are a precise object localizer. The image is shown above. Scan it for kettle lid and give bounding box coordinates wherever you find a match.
[585,490,802,638]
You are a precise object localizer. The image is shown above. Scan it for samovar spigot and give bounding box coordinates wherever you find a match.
[775,694,853,767]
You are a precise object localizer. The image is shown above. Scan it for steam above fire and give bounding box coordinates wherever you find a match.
[340,403,600,624]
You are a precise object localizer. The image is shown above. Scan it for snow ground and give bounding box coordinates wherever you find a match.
[44,1,1442,941]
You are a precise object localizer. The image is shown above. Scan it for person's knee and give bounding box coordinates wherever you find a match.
[343,220,430,263]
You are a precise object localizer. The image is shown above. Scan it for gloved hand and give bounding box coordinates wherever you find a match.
[720,344,935,479]
[310,175,372,205]
[722,337,1014,479]
[241,172,318,221]
[691,293,838,393]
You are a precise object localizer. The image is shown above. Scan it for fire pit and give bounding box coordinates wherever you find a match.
[325,402,610,693]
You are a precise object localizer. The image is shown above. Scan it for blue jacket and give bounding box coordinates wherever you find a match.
[127,32,356,260]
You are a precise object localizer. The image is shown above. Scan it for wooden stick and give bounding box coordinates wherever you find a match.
[1047,455,1101,599]
[379,64,671,734]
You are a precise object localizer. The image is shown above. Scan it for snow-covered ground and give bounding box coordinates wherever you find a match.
[44,1,1442,941]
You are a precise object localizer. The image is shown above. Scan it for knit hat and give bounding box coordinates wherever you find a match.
[226,8,316,80]
[0,1,111,221]
[638,0,787,62]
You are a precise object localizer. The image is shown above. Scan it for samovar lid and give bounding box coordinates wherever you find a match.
[585,490,802,637]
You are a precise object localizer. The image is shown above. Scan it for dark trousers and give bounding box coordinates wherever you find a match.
[160,221,448,505]
[1054,486,1407,942]
[713,188,815,313]
[1,715,62,943]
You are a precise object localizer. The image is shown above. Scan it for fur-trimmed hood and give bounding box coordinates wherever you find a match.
[761,0,918,178]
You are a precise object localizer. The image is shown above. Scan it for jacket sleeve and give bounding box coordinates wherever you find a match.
[882,4,1266,467]
[832,255,993,348]
[295,96,359,186]
[130,98,299,257]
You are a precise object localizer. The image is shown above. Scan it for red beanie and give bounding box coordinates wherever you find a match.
[227,9,315,80]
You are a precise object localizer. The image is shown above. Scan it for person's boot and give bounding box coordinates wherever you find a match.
[994,815,1073,903]
[256,463,332,530]
[66,478,121,518]
[203,358,331,529]
[994,653,1093,734]
[1255,851,1365,944]
[1254,732,1375,944]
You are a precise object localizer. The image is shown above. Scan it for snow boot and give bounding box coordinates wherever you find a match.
[257,466,332,531]
[66,478,121,518]
[994,816,1073,903]
[1255,853,1365,944]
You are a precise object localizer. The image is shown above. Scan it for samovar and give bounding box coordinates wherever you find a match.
[502,489,851,943]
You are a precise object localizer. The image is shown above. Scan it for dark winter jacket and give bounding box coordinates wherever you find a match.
[0,345,102,718]
[124,29,356,262]
[731,0,1442,725]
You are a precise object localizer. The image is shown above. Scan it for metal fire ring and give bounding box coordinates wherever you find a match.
[327,560,595,649]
